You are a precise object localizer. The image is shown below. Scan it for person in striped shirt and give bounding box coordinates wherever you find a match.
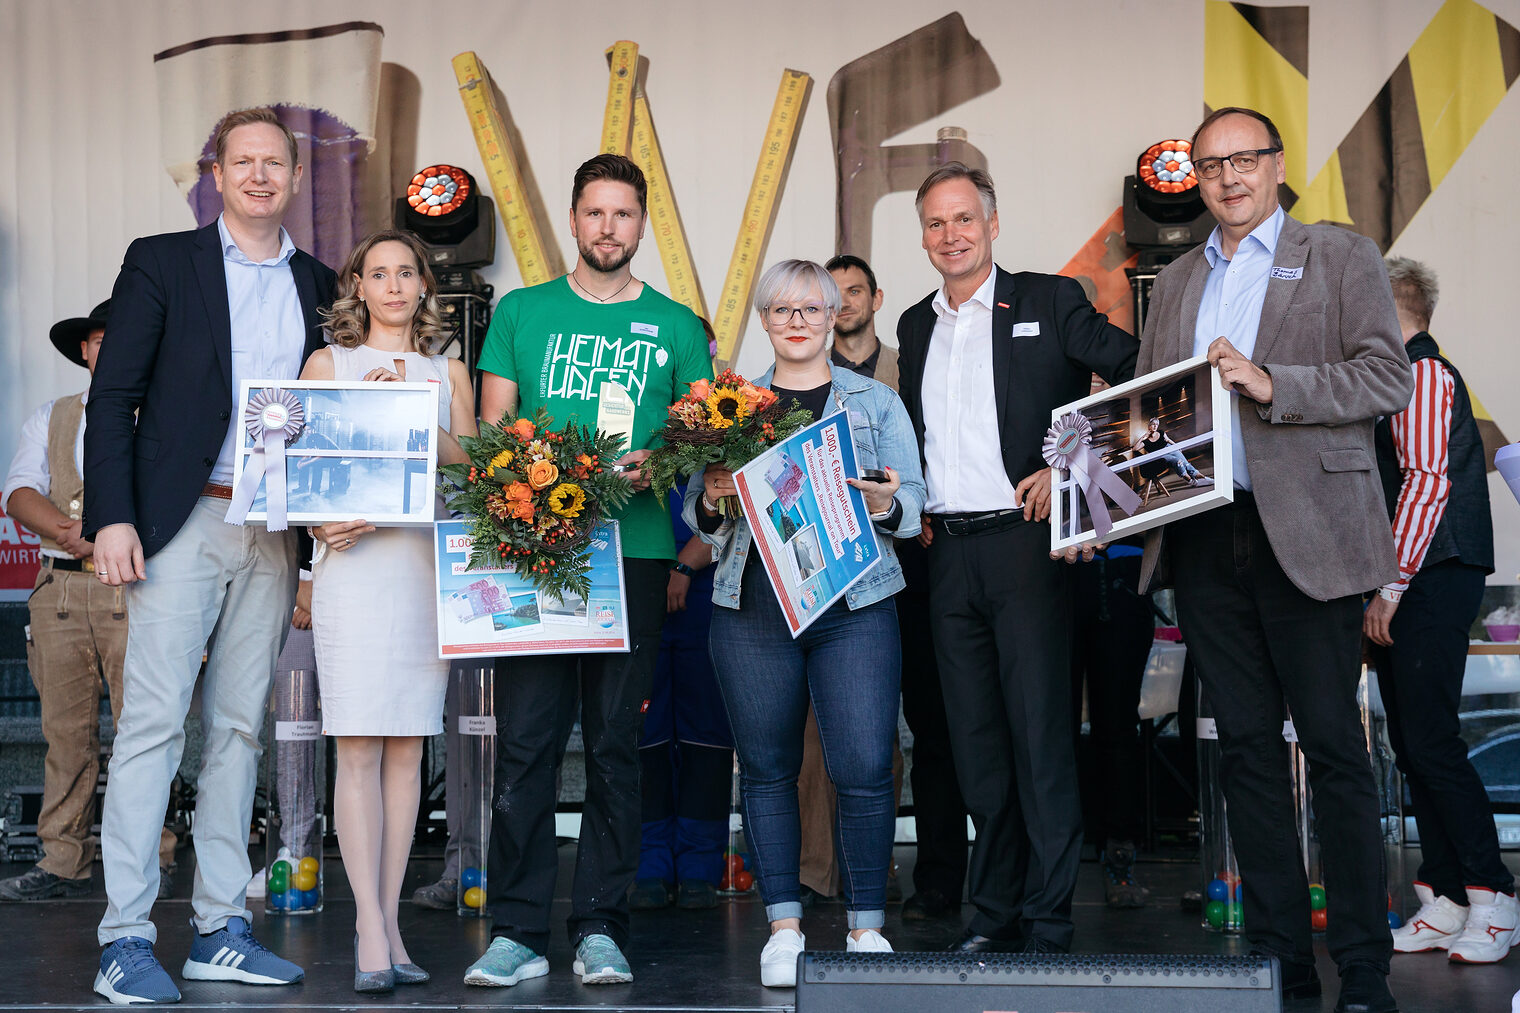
[1367,256,1515,965]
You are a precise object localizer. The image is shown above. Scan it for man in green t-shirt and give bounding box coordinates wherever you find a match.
[465,154,712,989]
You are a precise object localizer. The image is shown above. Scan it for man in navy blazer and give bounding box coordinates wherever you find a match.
[896,163,1137,954]
[84,108,335,1005]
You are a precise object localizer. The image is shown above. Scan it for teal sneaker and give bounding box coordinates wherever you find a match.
[462,936,548,987]
[573,933,632,984]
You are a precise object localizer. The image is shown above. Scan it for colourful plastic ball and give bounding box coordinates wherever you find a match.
[461,867,484,889]
[463,886,485,909]
[1205,900,1226,928]
[269,890,289,909]
[293,870,318,892]
[267,871,288,894]
[1206,878,1229,902]
[734,870,754,891]
[1234,881,1244,903]
[1226,902,1243,928]
[299,888,319,908]
[298,857,319,876]
[1388,911,1402,930]
[727,854,746,877]
[1308,884,1327,911]
[271,858,292,878]
[1311,908,1328,931]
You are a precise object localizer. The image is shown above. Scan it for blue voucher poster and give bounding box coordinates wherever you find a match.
[434,519,629,658]
[734,413,881,637]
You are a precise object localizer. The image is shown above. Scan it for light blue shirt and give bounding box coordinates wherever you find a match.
[212,215,306,485]
[1192,205,1285,490]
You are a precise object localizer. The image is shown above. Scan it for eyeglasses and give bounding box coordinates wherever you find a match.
[767,304,828,325]
[1192,147,1281,179]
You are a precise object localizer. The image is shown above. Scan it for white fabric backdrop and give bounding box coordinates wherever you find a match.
[2,0,1516,579]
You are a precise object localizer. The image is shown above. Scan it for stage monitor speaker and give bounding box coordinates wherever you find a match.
[796,951,1280,1013]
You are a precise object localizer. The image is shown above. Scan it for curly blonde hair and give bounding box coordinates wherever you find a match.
[322,230,450,352]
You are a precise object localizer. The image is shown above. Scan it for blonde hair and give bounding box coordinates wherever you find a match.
[322,231,450,352]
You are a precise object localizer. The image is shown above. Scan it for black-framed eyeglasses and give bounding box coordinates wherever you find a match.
[767,304,828,325]
[1193,147,1281,180]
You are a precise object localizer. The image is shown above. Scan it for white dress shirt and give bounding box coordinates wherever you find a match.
[921,268,1022,513]
[212,215,306,486]
[1192,205,1286,490]
[3,392,87,559]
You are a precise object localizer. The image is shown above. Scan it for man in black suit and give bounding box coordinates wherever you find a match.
[897,163,1137,953]
[85,108,335,1005]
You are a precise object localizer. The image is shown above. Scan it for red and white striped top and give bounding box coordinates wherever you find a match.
[1384,357,1455,595]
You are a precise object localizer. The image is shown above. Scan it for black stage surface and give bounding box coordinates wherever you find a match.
[2,846,1517,1011]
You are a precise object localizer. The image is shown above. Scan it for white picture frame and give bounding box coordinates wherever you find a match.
[1049,354,1233,550]
[231,379,440,527]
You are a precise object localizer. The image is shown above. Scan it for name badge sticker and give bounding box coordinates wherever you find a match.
[1011,321,1040,337]
[631,322,659,337]
[1270,266,1303,280]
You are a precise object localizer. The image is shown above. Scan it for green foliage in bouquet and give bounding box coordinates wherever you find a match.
[440,409,632,601]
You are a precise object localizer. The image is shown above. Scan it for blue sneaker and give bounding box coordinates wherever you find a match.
[463,936,549,986]
[181,917,303,984]
[95,938,181,1005]
[573,933,633,984]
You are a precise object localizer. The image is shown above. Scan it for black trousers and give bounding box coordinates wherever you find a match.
[929,519,1082,948]
[1371,559,1512,901]
[895,537,968,901]
[1170,502,1392,972]
[1069,551,1153,846]
[485,558,667,953]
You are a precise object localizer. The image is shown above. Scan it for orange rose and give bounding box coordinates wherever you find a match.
[689,378,711,400]
[512,418,537,441]
[502,482,534,522]
[527,459,559,491]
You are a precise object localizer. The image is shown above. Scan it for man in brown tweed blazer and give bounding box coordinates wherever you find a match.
[1138,107,1411,1013]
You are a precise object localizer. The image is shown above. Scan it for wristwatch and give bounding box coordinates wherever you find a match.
[671,562,695,577]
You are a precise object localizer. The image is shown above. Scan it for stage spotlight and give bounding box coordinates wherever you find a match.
[393,163,495,272]
[1123,138,1215,269]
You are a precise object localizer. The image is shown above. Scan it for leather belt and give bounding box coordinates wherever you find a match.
[43,556,95,573]
[933,509,1023,537]
[201,483,234,500]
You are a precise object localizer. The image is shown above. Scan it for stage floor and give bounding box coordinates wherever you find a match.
[1,846,1517,1011]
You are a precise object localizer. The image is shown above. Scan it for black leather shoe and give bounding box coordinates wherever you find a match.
[948,930,1021,953]
[1249,948,1321,1000]
[1022,936,1068,955]
[1334,963,1397,1013]
[902,888,959,921]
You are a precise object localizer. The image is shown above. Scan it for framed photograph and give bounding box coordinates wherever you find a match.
[734,413,883,638]
[231,380,439,526]
[1049,354,1233,550]
[434,519,630,658]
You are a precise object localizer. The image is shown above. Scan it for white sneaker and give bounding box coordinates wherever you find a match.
[846,929,893,952]
[245,869,266,900]
[1448,887,1520,964]
[1393,881,1468,952]
[760,928,805,988]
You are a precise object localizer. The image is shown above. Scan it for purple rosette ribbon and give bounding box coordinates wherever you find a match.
[225,388,305,531]
[1043,411,1141,540]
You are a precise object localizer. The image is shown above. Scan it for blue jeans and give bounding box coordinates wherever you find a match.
[709,575,899,929]
[1164,450,1202,479]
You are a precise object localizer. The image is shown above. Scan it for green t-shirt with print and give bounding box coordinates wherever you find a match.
[477,276,713,560]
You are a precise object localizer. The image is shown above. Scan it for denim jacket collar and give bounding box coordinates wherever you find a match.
[754,362,874,405]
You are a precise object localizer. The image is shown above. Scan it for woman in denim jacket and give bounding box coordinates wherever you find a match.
[683,260,924,986]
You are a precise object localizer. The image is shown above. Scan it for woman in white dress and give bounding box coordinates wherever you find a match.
[299,230,476,992]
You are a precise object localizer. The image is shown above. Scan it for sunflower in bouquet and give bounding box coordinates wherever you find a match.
[647,369,814,516]
[440,409,632,601]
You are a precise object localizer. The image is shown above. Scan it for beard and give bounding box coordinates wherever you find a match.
[833,311,873,339]
[578,234,638,275]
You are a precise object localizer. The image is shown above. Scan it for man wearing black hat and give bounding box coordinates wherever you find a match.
[0,302,176,902]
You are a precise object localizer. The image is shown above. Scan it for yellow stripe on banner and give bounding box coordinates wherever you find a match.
[452,52,557,287]
[601,41,638,156]
[630,91,708,320]
[1203,0,1309,194]
[1408,0,1509,189]
[1293,148,1354,226]
[711,70,812,371]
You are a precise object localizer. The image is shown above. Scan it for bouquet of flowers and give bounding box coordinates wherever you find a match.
[440,410,632,601]
[647,369,814,515]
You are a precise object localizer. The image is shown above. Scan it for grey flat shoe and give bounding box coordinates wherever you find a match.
[391,962,429,984]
